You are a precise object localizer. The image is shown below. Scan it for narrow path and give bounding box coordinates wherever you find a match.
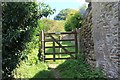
[48,64,61,80]
[51,69,60,80]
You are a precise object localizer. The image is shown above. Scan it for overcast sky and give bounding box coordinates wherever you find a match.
[37,0,88,19]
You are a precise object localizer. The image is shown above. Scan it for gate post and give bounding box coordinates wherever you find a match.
[58,35,61,58]
[38,31,42,61]
[43,31,45,62]
[75,28,78,59]
[53,41,55,62]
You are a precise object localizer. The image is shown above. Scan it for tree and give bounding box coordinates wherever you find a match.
[64,11,82,31]
[63,5,87,31]
[39,3,55,18]
[2,2,54,79]
[54,8,76,20]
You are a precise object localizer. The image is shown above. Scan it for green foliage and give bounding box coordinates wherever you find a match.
[64,19,72,31]
[42,18,65,32]
[39,3,55,18]
[64,11,82,31]
[41,18,54,31]
[2,2,54,79]
[12,61,48,78]
[57,58,105,79]
[54,8,76,20]
[12,41,105,79]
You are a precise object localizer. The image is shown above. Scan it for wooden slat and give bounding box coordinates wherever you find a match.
[53,41,55,62]
[45,39,75,42]
[48,34,75,58]
[45,46,75,48]
[45,58,71,60]
[44,31,77,35]
[59,39,75,41]
[44,52,76,55]
[43,32,45,62]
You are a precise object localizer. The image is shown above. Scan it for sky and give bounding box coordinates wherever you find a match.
[37,0,88,19]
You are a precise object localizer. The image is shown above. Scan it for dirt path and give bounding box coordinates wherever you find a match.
[48,64,61,80]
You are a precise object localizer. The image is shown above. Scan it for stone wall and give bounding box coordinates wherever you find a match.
[78,2,96,67]
[92,2,119,78]
[79,1,120,78]
[0,2,2,80]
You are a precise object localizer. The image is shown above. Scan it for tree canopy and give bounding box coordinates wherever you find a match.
[54,8,76,20]
[2,2,54,79]
[64,11,83,31]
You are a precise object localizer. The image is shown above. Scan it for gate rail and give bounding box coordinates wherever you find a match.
[41,30,78,62]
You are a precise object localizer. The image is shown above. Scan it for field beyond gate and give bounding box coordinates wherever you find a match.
[41,30,78,62]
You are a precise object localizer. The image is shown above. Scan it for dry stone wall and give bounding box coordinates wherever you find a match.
[92,2,119,78]
[79,1,120,78]
[78,3,96,67]
[0,2,2,80]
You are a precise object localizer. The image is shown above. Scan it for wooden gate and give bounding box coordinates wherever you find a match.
[41,30,78,62]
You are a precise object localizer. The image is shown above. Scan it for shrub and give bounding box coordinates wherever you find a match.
[2,2,54,79]
[64,11,82,31]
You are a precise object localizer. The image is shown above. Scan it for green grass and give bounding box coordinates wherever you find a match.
[56,55,106,79]
[12,48,53,78]
[12,41,75,78]
[12,41,74,78]
[12,40,105,79]
[13,62,49,78]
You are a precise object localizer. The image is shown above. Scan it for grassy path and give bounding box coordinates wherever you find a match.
[48,64,61,79]
[51,69,60,79]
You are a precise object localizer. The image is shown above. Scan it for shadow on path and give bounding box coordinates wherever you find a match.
[30,64,61,80]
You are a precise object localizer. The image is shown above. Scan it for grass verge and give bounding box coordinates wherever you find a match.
[56,55,106,79]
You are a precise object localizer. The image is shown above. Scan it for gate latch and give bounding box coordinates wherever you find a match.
[55,32,61,35]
